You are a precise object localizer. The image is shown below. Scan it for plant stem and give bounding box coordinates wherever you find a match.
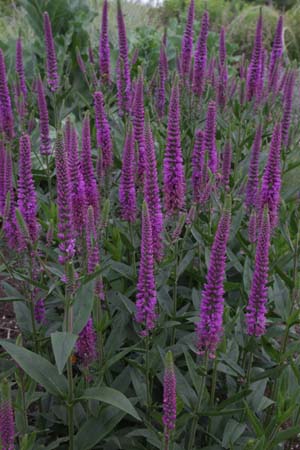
[187,353,208,450]
[171,241,179,346]
[145,336,151,420]
[129,221,136,277]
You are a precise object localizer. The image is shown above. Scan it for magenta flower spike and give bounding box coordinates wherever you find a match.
[0,49,14,140]
[192,10,209,97]
[144,117,163,261]
[217,64,227,109]
[43,12,59,92]
[0,381,15,450]
[54,133,75,264]
[65,121,86,235]
[76,317,97,367]
[17,134,39,245]
[196,196,231,358]
[94,91,113,173]
[15,37,27,99]
[81,115,100,222]
[34,298,46,324]
[156,43,167,118]
[86,205,100,274]
[163,78,185,215]
[246,10,263,101]
[219,26,226,68]
[221,140,232,190]
[0,140,5,214]
[259,123,282,229]
[180,0,194,79]
[132,68,146,181]
[245,124,262,210]
[163,351,176,445]
[135,201,157,334]
[116,0,131,115]
[246,207,270,336]
[281,70,295,147]
[204,100,218,174]
[36,77,51,156]
[119,126,137,222]
[256,47,265,105]
[268,16,283,89]
[99,0,110,83]
[191,129,205,203]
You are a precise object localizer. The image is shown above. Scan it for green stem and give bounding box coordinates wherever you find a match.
[145,336,151,420]
[45,154,52,203]
[28,253,39,353]
[64,269,74,450]
[171,241,179,346]
[129,222,136,277]
[187,353,208,450]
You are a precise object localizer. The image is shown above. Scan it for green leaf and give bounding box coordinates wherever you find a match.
[222,419,246,448]
[74,407,125,450]
[79,387,141,421]
[177,249,194,278]
[0,341,68,398]
[51,332,78,374]
[244,402,264,437]
[73,280,95,334]
[272,426,300,446]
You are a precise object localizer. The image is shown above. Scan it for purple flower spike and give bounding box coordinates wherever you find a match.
[17,134,39,244]
[247,11,263,101]
[36,77,51,156]
[219,26,226,68]
[43,12,59,92]
[163,78,185,215]
[144,118,163,261]
[135,201,157,334]
[55,133,75,264]
[268,16,283,90]
[65,121,86,235]
[132,69,146,181]
[0,49,14,140]
[217,64,227,110]
[119,126,137,222]
[163,351,176,444]
[204,100,218,174]
[245,124,262,210]
[192,129,205,203]
[15,37,27,99]
[0,140,5,214]
[81,115,100,222]
[259,123,282,229]
[0,381,15,450]
[99,0,110,83]
[94,91,113,173]
[221,140,232,190]
[34,298,46,324]
[193,10,209,97]
[246,207,270,336]
[76,317,97,367]
[156,43,167,118]
[281,70,295,147]
[86,205,100,274]
[180,0,194,79]
[116,0,131,115]
[196,196,231,358]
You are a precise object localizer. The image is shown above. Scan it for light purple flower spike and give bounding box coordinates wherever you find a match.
[43,12,59,92]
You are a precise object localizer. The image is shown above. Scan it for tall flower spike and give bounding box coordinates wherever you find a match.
[281,70,295,148]
[55,133,75,264]
[163,78,185,215]
[196,196,231,358]
[246,207,270,336]
[144,117,163,261]
[217,64,227,110]
[132,68,146,181]
[99,0,110,83]
[81,115,100,221]
[15,37,27,99]
[119,126,137,222]
[221,140,232,190]
[34,298,46,324]
[66,121,86,235]
[17,134,39,245]
[259,123,282,229]
[36,77,51,155]
[204,100,218,174]
[135,201,157,334]
[163,351,176,445]
[86,205,100,274]
[245,124,262,210]
[191,129,205,203]
[3,147,20,250]
[246,10,263,101]
[94,91,113,173]
[268,15,283,88]
[43,12,59,92]
[0,380,15,450]
[116,0,131,115]
[0,49,14,140]
[0,140,5,214]
[180,0,194,79]
[76,317,97,367]
[219,26,226,68]
[192,10,209,97]
[156,43,167,118]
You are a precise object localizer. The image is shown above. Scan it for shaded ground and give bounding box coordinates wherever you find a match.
[0,301,18,340]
